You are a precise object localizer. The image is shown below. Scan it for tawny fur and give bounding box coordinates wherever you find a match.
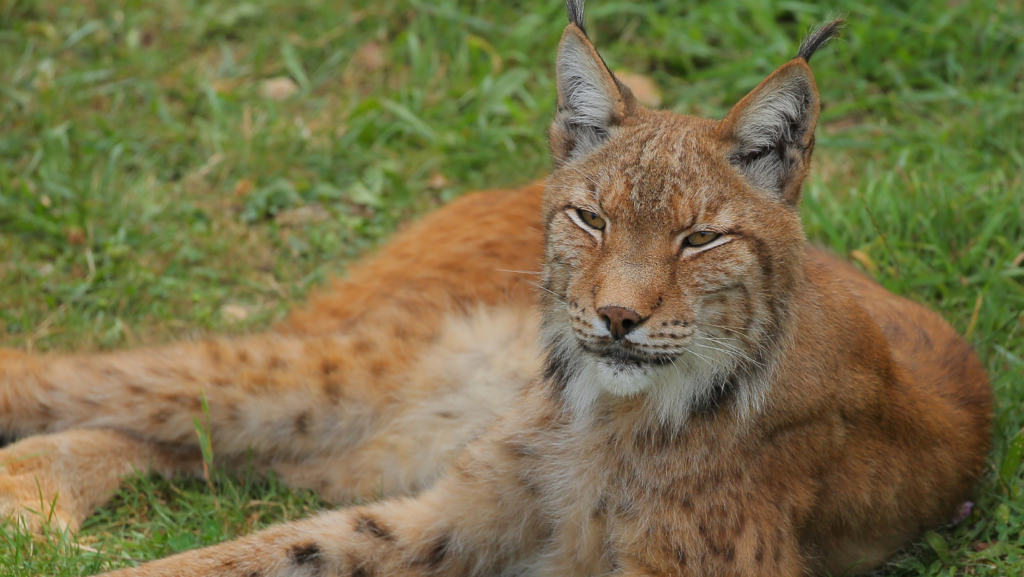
[0,12,990,577]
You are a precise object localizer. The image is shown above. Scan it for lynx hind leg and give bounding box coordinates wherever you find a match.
[0,428,197,533]
[0,324,497,533]
[0,183,546,529]
[0,331,431,461]
[0,183,545,451]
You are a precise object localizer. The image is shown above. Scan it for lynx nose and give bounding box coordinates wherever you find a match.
[597,306,643,340]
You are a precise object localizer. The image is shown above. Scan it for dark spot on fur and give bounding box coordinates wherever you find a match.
[773,525,785,563]
[354,515,395,542]
[504,439,539,459]
[514,471,543,496]
[674,547,688,566]
[369,361,387,378]
[295,411,312,435]
[633,422,683,452]
[206,343,224,363]
[127,384,146,395]
[916,325,933,348]
[316,478,332,494]
[542,351,573,396]
[289,543,321,567]
[698,522,736,561]
[165,394,201,411]
[454,462,477,481]
[692,375,737,415]
[267,356,287,370]
[607,551,621,573]
[436,411,458,420]
[734,512,747,537]
[321,360,339,375]
[37,403,55,420]
[351,568,369,577]
[592,494,608,519]
[323,380,343,404]
[414,534,450,568]
[151,408,174,425]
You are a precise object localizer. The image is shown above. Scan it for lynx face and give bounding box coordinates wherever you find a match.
[540,22,824,419]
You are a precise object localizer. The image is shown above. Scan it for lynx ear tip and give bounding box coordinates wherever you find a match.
[565,0,587,35]
[797,18,846,63]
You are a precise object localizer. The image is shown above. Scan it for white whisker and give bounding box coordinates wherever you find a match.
[529,280,569,305]
[494,269,543,275]
[698,335,763,368]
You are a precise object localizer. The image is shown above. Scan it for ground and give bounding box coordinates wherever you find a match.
[0,1,1022,575]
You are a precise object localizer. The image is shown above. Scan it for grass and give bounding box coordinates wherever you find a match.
[0,0,1022,574]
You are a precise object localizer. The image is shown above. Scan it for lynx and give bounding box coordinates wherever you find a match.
[0,3,991,576]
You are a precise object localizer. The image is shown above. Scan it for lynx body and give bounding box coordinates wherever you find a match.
[0,3,990,575]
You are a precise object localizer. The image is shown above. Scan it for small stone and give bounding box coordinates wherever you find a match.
[427,174,448,190]
[234,178,254,197]
[65,227,86,246]
[260,77,298,101]
[274,205,330,227]
[220,304,249,323]
[354,42,384,72]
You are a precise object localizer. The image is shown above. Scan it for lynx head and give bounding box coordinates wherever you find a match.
[540,0,843,421]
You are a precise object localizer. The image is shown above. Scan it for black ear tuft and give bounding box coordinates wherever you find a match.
[565,0,586,35]
[797,18,846,63]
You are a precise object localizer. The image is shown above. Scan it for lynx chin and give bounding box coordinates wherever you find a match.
[0,1,991,576]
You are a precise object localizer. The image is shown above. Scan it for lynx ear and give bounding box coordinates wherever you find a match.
[719,19,844,205]
[719,60,820,204]
[550,6,636,166]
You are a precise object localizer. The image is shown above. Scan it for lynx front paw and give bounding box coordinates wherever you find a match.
[0,440,81,534]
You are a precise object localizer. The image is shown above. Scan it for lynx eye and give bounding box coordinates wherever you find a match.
[685,231,719,246]
[576,209,606,230]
